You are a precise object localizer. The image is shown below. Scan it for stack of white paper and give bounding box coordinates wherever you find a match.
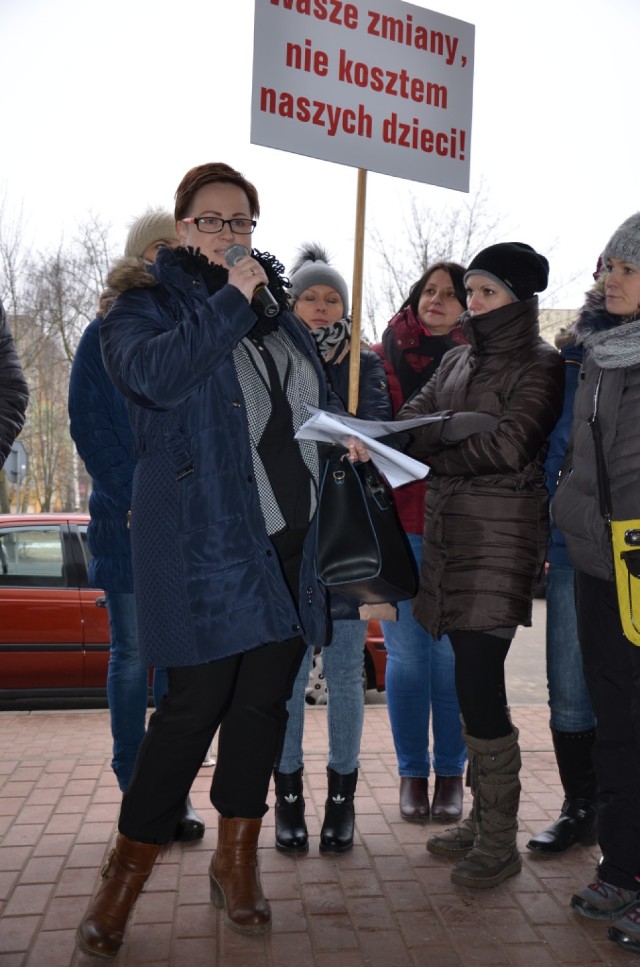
[295,407,448,489]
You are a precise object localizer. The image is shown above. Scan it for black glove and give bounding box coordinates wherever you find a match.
[378,430,411,452]
[441,411,500,443]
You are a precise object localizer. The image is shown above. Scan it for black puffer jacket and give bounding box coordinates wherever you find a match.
[399,297,564,636]
[0,300,29,467]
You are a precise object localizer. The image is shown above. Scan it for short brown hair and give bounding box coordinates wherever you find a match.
[174,162,260,221]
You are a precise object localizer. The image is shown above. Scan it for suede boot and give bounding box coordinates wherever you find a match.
[526,728,598,855]
[320,768,357,853]
[76,833,161,958]
[427,813,475,857]
[450,729,522,889]
[427,747,475,856]
[274,768,308,854]
[209,816,271,934]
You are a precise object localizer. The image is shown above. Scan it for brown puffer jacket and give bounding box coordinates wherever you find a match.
[398,297,564,637]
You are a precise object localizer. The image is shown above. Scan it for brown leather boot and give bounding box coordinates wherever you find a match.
[399,777,430,822]
[76,833,161,958]
[431,775,464,823]
[209,816,271,935]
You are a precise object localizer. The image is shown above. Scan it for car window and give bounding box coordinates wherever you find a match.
[0,525,66,588]
[78,524,94,570]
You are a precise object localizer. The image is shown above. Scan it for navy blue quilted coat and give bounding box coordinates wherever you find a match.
[68,315,135,592]
[99,249,337,667]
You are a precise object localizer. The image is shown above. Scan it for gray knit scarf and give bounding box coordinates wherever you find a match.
[583,318,640,369]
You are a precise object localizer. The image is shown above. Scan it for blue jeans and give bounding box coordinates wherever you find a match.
[105,592,168,791]
[279,619,367,775]
[546,562,595,733]
[381,532,466,778]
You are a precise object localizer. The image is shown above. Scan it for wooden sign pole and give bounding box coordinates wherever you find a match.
[348,167,367,415]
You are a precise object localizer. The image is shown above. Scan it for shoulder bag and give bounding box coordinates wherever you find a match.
[590,369,640,645]
[315,447,418,603]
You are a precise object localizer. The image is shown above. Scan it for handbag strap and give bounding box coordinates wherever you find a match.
[588,368,613,523]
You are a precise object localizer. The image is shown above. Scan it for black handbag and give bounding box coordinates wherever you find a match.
[315,448,418,603]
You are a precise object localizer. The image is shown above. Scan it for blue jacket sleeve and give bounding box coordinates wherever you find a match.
[355,350,392,421]
[328,348,391,420]
[68,317,134,513]
[100,283,260,410]
[544,347,582,499]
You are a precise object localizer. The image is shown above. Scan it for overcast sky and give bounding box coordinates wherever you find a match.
[2,0,639,318]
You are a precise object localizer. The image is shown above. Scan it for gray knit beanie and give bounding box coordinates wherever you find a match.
[288,243,350,317]
[602,212,640,268]
[124,208,179,259]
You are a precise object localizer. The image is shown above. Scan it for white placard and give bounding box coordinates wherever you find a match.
[251,0,474,191]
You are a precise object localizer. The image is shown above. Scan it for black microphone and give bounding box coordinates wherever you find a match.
[224,244,280,318]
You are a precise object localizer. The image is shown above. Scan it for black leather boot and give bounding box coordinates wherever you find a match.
[526,729,598,855]
[320,768,357,853]
[274,768,308,854]
[174,795,205,843]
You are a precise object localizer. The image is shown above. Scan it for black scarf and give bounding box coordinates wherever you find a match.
[382,307,462,403]
[174,246,291,335]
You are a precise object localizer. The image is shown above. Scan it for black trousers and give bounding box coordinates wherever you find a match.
[118,636,306,843]
[576,570,640,889]
[449,630,513,739]
[119,527,309,844]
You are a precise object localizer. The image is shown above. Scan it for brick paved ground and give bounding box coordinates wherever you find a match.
[1,705,638,967]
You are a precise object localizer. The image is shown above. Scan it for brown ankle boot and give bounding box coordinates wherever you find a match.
[209,816,271,934]
[76,833,161,958]
[431,775,464,823]
[399,777,430,822]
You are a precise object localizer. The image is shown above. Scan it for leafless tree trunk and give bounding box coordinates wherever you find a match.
[0,216,115,511]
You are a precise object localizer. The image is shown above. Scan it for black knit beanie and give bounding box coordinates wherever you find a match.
[464,242,549,301]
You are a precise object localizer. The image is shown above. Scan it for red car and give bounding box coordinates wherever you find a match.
[0,513,110,708]
[0,513,386,709]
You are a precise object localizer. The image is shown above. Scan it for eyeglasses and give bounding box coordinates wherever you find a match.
[181,216,256,235]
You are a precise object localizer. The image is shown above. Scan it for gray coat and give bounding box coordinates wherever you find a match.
[552,295,640,581]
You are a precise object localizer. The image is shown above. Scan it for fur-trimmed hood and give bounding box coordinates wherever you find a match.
[98,257,155,317]
[554,325,576,351]
[573,275,617,343]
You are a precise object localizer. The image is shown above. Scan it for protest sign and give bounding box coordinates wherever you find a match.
[251,0,474,190]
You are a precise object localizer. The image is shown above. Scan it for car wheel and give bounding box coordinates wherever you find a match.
[305,649,327,705]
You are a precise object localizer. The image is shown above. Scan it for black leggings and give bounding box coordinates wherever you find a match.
[449,630,513,739]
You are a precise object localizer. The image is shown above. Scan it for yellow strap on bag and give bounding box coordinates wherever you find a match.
[610,520,640,646]
[589,370,640,646]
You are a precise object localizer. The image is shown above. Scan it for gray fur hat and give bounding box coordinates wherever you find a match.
[124,208,179,259]
[288,243,350,317]
[602,212,640,268]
